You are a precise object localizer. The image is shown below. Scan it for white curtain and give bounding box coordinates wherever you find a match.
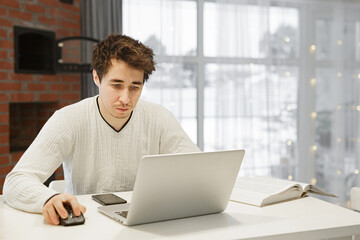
[114,0,360,206]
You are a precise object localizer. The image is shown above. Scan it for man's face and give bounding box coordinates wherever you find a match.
[93,59,144,125]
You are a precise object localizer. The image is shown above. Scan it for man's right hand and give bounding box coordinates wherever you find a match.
[42,193,87,225]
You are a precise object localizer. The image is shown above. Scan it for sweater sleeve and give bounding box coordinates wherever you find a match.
[3,110,74,213]
[158,107,201,154]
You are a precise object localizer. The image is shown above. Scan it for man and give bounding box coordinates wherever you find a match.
[3,34,200,225]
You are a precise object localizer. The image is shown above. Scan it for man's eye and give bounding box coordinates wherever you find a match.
[113,84,120,87]
[131,86,139,90]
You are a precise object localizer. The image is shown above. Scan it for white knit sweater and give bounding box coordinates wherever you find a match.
[3,96,200,213]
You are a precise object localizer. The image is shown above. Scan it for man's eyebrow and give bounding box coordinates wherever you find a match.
[109,79,143,85]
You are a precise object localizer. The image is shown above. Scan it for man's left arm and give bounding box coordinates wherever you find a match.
[158,108,201,154]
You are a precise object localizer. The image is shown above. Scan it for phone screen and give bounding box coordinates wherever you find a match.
[92,193,127,205]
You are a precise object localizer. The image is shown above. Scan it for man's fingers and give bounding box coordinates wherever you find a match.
[42,208,53,225]
[53,200,67,219]
[80,205,87,215]
[68,198,81,216]
[46,205,59,225]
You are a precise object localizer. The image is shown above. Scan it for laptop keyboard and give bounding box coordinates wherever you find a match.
[115,211,128,218]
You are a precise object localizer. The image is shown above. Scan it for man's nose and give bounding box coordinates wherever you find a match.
[119,89,130,105]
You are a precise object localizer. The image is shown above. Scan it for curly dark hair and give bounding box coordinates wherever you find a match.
[91,34,156,82]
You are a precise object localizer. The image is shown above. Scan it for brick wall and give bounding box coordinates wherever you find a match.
[0,0,82,194]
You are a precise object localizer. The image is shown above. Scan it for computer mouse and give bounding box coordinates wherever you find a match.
[57,203,85,226]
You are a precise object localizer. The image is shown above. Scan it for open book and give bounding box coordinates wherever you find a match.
[230,176,337,207]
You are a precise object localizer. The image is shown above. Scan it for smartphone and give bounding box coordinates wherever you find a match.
[91,193,127,205]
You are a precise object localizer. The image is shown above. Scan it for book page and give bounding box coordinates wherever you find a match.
[230,176,303,206]
[300,183,337,197]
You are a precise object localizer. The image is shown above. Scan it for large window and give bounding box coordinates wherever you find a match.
[123,0,360,206]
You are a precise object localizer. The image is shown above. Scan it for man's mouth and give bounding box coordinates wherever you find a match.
[116,107,129,112]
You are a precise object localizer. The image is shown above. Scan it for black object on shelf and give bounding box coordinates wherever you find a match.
[14,26,56,74]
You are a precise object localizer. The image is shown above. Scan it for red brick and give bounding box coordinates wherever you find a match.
[0,145,9,154]
[50,83,70,91]
[72,83,80,91]
[39,74,59,82]
[39,0,59,7]
[0,165,14,175]
[50,8,71,19]
[9,9,33,21]
[26,4,45,14]
[0,114,7,124]
[0,93,8,102]
[38,16,59,26]
[0,0,20,9]
[0,60,13,70]
[28,83,46,91]
[2,82,21,91]
[62,75,79,82]
[60,2,80,12]
[62,20,80,30]
[0,28,6,38]
[0,103,8,112]
[0,50,6,59]
[0,7,6,16]
[62,93,79,101]
[0,71,7,80]
[10,93,35,102]
[0,39,12,49]
[10,73,34,81]
[0,125,9,134]
[39,93,59,101]
[72,13,80,22]
[0,18,13,28]
[10,152,23,163]
[0,155,9,166]
[56,29,70,38]
[0,134,8,144]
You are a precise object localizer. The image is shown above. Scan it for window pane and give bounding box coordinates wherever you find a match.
[204,64,298,177]
[204,2,267,58]
[315,19,334,60]
[123,0,197,56]
[204,3,299,59]
[269,7,299,59]
[141,63,197,143]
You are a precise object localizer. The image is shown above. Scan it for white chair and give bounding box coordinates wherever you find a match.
[48,180,66,193]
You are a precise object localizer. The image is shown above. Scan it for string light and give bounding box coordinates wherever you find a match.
[311,112,317,119]
[284,37,290,43]
[357,73,360,79]
[287,106,292,111]
[249,62,254,68]
[287,140,292,146]
[337,40,343,46]
[310,78,317,86]
[354,169,359,175]
[170,102,175,106]
[337,72,342,78]
[337,105,342,110]
[336,170,342,175]
[285,71,290,77]
[311,178,317,185]
[356,105,360,111]
[336,138,342,143]
[288,175,293,180]
[310,44,316,53]
[312,145,317,151]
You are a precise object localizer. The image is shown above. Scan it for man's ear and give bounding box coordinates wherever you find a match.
[93,69,100,87]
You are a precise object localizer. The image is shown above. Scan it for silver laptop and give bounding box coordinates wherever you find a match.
[98,149,245,226]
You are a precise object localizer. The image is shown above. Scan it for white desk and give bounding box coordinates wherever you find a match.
[1,192,360,240]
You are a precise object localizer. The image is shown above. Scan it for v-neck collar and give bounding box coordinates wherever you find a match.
[95,96,133,133]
